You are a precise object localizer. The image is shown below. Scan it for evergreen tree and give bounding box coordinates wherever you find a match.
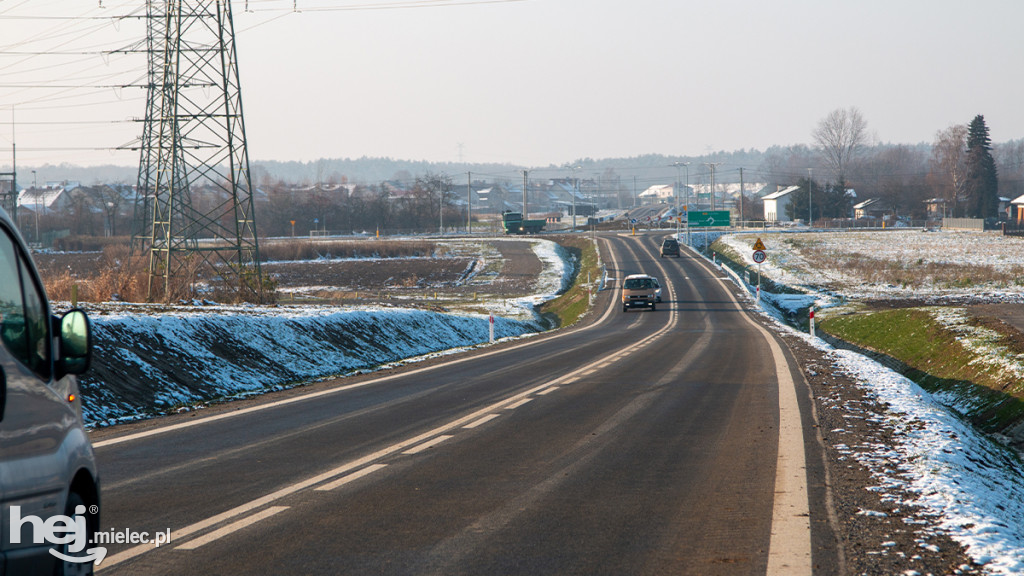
[821,179,855,219]
[964,115,999,219]
[784,177,816,223]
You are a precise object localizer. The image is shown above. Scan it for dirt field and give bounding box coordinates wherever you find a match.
[33,238,545,305]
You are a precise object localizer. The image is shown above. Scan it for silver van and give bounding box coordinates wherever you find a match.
[0,206,98,575]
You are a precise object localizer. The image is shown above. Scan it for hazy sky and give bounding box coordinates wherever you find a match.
[2,0,1022,169]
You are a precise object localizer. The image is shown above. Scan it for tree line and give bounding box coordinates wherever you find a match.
[764,107,1010,222]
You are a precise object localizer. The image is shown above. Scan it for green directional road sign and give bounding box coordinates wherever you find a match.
[687,210,731,227]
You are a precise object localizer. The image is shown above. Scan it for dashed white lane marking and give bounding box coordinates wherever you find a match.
[504,398,533,410]
[102,237,682,570]
[463,414,501,429]
[176,506,289,551]
[537,387,559,395]
[316,464,388,492]
[403,435,454,455]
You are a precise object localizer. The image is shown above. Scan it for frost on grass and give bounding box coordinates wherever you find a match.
[710,243,1024,575]
[80,238,576,427]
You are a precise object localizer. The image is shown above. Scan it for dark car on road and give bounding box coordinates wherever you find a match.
[660,237,680,258]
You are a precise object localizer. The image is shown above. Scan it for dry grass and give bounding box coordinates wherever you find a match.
[802,245,1024,289]
[45,245,151,303]
[260,239,446,262]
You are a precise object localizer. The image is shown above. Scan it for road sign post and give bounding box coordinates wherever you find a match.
[752,238,767,304]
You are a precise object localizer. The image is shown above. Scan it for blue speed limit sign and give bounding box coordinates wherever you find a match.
[752,250,767,264]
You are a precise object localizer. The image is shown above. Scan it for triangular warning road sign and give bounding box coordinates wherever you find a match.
[752,237,767,251]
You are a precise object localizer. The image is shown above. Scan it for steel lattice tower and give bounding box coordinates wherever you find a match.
[133,0,262,302]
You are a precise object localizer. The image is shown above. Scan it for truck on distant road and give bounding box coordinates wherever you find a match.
[502,211,546,235]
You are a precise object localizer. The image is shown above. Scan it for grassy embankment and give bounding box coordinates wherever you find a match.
[708,238,1024,438]
[821,308,1024,438]
[536,236,601,329]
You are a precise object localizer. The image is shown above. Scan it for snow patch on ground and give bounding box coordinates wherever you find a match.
[707,235,1024,574]
[81,238,575,428]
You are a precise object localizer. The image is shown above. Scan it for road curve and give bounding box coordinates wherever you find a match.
[92,231,838,575]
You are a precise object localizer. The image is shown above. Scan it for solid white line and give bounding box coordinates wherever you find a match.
[403,434,453,455]
[694,246,812,575]
[175,506,289,551]
[101,236,681,571]
[463,414,501,429]
[504,398,533,410]
[315,464,388,492]
[94,267,617,451]
[764,333,812,575]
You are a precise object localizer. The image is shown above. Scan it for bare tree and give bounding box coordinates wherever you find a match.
[812,107,869,183]
[930,124,968,217]
[87,184,130,236]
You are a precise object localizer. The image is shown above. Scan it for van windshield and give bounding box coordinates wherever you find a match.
[624,278,652,290]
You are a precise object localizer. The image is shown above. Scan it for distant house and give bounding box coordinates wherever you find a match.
[1010,195,1024,221]
[17,186,72,215]
[999,196,1012,220]
[762,186,800,222]
[638,185,675,205]
[924,198,948,219]
[853,198,886,220]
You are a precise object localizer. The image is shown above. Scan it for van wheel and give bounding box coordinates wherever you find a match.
[54,491,95,576]
[651,303,656,311]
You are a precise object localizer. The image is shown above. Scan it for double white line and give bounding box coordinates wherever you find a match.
[100,288,678,570]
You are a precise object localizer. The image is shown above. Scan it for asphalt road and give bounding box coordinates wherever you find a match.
[91,232,838,576]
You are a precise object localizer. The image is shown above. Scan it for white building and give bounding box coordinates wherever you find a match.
[762,186,801,222]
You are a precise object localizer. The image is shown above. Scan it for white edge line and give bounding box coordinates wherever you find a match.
[175,506,289,551]
[100,237,678,570]
[94,238,621,450]
[695,245,812,574]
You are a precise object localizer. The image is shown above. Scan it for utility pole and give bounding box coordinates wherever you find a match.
[566,164,580,232]
[522,170,528,220]
[466,171,472,234]
[703,162,722,210]
[671,162,689,238]
[739,167,744,229]
[808,167,813,227]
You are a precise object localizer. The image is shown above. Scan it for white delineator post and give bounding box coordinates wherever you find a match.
[809,307,815,337]
[489,314,495,343]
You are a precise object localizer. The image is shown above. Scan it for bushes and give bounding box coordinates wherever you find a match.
[45,245,150,303]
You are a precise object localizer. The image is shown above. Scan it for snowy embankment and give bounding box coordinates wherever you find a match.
[707,232,1024,575]
[81,239,574,428]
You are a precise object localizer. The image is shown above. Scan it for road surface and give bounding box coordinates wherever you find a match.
[90,231,838,575]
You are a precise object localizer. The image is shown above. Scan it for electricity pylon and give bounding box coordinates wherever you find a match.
[133,0,262,302]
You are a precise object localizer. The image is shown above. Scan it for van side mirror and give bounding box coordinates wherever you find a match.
[57,309,92,377]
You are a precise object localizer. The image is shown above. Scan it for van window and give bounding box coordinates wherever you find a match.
[624,277,651,290]
[0,228,50,379]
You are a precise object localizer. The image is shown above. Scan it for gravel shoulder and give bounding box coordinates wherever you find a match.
[777,328,983,575]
